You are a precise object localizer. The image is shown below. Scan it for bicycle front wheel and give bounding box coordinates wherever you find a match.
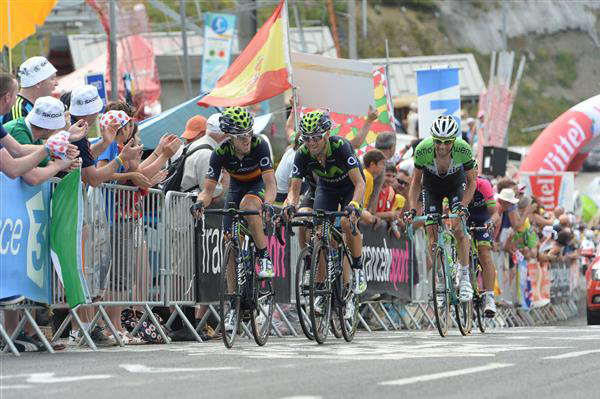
[220,242,240,349]
[339,248,359,342]
[432,246,450,337]
[309,241,331,344]
[250,258,274,346]
[295,246,314,340]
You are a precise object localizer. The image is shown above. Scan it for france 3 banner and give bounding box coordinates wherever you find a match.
[200,13,237,94]
[416,67,461,139]
[0,174,52,304]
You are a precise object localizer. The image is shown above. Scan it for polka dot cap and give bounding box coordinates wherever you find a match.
[99,110,131,129]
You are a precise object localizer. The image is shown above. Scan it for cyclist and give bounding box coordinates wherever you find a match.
[283,110,367,295]
[194,106,276,328]
[467,176,498,316]
[408,115,477,302]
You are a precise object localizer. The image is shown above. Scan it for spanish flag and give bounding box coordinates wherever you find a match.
[198,0,292,107]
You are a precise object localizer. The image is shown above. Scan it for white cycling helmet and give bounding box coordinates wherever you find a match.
[430,115,460,139]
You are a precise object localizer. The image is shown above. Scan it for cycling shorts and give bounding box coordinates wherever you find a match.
[467,214,492,246]
[421,175,466,226]
[223,179,265,233]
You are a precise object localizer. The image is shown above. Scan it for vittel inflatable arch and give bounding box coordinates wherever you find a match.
[520,95,600,173]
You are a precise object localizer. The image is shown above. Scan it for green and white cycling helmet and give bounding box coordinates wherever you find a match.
[220,106,254,135]
[430,115,460,139]
[299,110,332,136]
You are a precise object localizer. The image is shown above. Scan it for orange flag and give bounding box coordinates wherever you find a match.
[198,0,292,107]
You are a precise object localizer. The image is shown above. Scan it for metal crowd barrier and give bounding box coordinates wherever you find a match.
[0,181,586,356]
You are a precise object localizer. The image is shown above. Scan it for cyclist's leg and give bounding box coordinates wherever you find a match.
[239,180,274,278]
[422,187,442,270]
[298,185,315,248]
[313,185,342,282]
[449,180,473,301]
[337,187,365,292]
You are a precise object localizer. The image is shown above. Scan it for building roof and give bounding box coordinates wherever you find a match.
[68,26,336,70]
[365,53,485,106]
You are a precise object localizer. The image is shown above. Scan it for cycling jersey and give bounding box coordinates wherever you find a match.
[206,136,273,183]
[467,177,496,245]
[291,136,362,189]
[414,136,475,187]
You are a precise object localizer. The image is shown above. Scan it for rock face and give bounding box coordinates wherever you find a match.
[439,0,600,54]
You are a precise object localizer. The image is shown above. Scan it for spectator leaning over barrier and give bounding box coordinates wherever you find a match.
[58,94,143,187]
[393,168,411,212]
[0,72,73,178]
[2,56,57,124]
[3,96,83,184]
[361,149,386,228]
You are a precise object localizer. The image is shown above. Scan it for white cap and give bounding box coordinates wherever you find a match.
[70,85,103,116]
[19,57,57,88]
[26,97,66,130]
[206,113,223,134]
[496,188,519,204]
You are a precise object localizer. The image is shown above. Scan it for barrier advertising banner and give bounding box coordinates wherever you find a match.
[519,172,575,212]
[527,262,551,307]
[200,13,236,94]
[0,174,52,303]
[416,67,461,139]
[362,224,414,299]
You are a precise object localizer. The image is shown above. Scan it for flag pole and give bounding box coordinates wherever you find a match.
[283,0,299,135]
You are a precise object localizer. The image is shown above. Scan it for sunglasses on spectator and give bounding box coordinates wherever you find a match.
[433,138,455,145]
[397,180,409,187]
[302,134,325,142]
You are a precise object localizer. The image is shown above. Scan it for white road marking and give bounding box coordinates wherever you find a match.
[379,362,514,386]
[542,349,600,360]
[0,385,31,389]
[26,373,112,384]
[120,364,239,373]
[277,397,322,399]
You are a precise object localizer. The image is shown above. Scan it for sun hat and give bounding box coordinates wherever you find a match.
[206,113,223,134]
[70,85,104,116]
[19,57,57,88]
[496,188,519,204]
[99,110,131,130]
[181,115,207,140]
[25,96,65,130]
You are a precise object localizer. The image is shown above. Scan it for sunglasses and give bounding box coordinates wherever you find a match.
[397,180,409,187]
[433,138,455,145]
[231,132,253,140]
[302,134,325,142]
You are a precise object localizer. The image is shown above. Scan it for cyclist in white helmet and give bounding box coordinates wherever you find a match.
[408,115,478,302]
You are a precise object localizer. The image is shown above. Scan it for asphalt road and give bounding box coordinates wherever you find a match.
[1,313,599,399]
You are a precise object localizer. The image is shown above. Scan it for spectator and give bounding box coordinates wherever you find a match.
[361,149,386,227]
[0,72,67,178]
[375,164,406,238]
[397,138,421,176]
[3,97,79,184]
[179,113,228,194]
[2,56,57,124]
[406,102,418,137]
[366,131,398,213]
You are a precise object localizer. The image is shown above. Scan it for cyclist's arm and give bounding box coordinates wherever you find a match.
[262,170,277,204]
[409,168,423,211]
[348,168,366,205]
[197,178,217,208]
[285,177,303,207]
[461,168,477,207]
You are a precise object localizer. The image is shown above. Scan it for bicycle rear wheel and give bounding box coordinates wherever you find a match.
[473,265,487,333]
[295,246,314,340]
[309,241,331,344]
[432,246,450,337]
[220,242,240,348]
[250,256,274,346]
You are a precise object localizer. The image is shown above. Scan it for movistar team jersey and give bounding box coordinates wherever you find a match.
[414,136,475,186]
[291,135,362,189]
[206,136,273,184]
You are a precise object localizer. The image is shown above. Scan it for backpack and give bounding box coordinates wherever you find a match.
[161,143,214,193]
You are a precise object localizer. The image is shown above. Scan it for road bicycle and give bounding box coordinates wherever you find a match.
[468,224,494,334]
[406,212,471,337]
[287,210,360,344]
[191,204,275,348]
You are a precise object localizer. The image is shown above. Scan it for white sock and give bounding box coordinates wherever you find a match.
[459,264,469,278]
[81,322,90,331]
